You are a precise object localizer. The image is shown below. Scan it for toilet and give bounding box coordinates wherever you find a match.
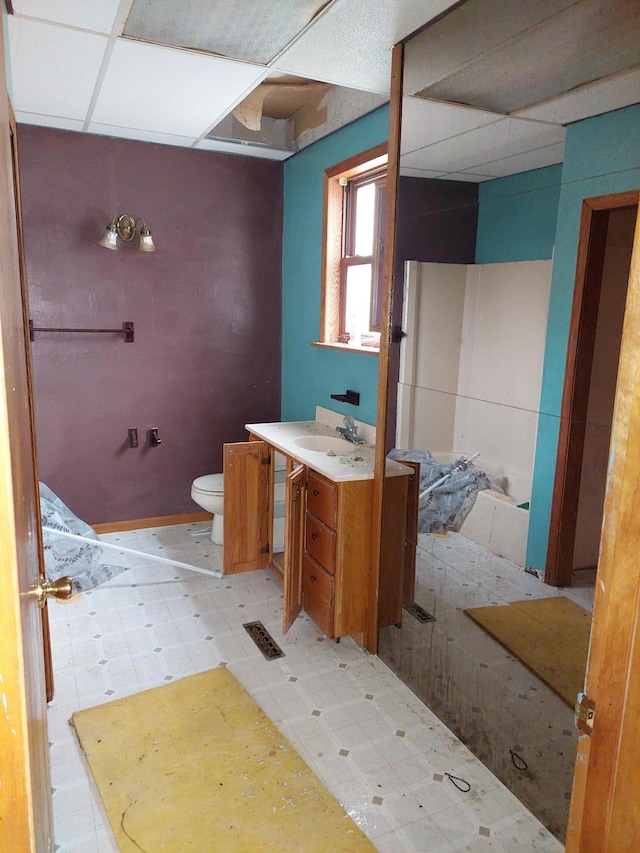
[191,474,224,544]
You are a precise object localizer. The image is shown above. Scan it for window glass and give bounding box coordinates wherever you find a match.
[353,182,376,257]
[319,144,387,350]
[344,264,373,345]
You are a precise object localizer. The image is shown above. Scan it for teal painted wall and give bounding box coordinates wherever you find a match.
[527,104,640,569]
[281,107,389,425]
[475,164,562,263]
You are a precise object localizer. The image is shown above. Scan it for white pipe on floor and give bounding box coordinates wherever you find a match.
[42,526,223,579]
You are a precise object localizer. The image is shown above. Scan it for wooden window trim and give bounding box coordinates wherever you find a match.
[319,142,387,348]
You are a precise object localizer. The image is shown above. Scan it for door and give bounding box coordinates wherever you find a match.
[565,203,640,851]
[0,42,54,852]
[546,192,640,586]
[282,465,304,633]
[222,440,270,575]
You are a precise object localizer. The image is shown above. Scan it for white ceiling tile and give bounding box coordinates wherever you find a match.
[11,0,122,34]
[400,97,503,156]
[401,117,565,174]
[13,111,86,132]
[87,122,198,149]
[403,0,576,97]
[274,0,459,94]
[440,172,494,183]
[399,166,449,178]
[459,141,565,178]
[123,0,335,66]
[7,18,109,120]
[196,138,295,160]
[91,39,267,138]
[514,67,640,125]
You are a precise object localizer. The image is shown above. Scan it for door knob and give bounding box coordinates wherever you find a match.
[34,575,73,607]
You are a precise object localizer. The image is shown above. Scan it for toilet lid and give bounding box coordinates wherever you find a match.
[193,473,223,494]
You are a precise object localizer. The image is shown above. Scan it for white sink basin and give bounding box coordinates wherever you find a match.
[293,435,352,455]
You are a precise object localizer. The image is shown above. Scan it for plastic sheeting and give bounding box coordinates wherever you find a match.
[388,449,491,533]
[40,483,128,591]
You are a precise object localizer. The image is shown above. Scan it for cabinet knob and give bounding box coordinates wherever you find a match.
[313,489,320,496]
[311,532,319,540]
[310,575,316,582]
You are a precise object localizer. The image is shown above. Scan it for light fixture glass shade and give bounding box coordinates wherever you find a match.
[98,223,119,250]
[138,226,156,253]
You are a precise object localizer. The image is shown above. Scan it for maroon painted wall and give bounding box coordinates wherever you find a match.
[18,126,283,524]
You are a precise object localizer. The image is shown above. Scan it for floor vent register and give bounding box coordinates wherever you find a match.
[243,621,286,660]
[403,602,436,623]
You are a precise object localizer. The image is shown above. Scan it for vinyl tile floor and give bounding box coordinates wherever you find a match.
[379,531,596,843]
[47,522,564,852]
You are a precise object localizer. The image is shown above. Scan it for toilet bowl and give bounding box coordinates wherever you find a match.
[191,474,224,544]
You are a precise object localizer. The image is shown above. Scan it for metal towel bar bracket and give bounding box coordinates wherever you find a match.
[29,320,134,343]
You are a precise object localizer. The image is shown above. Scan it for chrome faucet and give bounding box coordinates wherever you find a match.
[336,415,365,444]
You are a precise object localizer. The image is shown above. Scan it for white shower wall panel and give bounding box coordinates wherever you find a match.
[459,262,551,413]
[398,259,552,503]
[412,262,467,395]
[453,394,540,500]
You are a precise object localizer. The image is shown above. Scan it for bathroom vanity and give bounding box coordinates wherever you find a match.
[222,417,411,643]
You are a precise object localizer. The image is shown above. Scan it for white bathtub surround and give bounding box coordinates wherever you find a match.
[431,452,530,567]
[396,259,553,565]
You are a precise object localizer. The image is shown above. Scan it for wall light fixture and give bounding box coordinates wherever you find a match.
[98,214,156,252]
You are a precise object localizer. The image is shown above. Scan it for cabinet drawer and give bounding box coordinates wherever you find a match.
[303,556,334,638]
[307,471,337,529]
[305,513,336,575]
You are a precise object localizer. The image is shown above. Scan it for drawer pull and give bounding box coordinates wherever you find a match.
[313,489,320,496]
[311,532,319,540]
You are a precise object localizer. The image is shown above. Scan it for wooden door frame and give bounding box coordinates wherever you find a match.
[367,42,403,653]
[0,16,54,842]
[546,190,640,587]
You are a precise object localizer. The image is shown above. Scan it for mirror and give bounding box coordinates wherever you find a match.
[371,9,640,838]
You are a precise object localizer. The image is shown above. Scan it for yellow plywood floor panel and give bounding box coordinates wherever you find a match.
[464,596,592,707]
[72,667,377,852]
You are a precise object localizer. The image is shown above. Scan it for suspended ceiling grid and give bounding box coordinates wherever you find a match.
[5,0,640,179]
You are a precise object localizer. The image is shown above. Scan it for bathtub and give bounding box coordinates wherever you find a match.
[431,451,530,567]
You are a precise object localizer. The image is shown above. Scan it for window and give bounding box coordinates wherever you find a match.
[318,144,387,352]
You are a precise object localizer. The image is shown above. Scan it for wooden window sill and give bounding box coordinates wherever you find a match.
[311,341,379,356]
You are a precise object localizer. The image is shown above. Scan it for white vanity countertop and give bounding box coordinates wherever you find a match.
[245,420,410,483]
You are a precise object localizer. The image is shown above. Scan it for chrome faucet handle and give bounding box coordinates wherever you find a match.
[343,415,355,429]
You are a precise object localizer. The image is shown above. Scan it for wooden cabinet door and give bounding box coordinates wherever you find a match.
[283,465,304,633]
[223,441,269,575]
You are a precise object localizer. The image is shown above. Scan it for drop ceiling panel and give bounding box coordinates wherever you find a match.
[399,166,449,179]
[400,118,565,174]
[275,0,459,94]
[87,122,198,149]
[515,67,640,125]
[440,171,494,183]
[7,17,109,120]
[91,39,266,138]
[14,111,85,133]
[413,0,640,113]
[123,0,334,65]
[196,138,294,160]
[459,141,565,178]
[401,97,503,157]
[11,0,121,34]
[403,0,576,96]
